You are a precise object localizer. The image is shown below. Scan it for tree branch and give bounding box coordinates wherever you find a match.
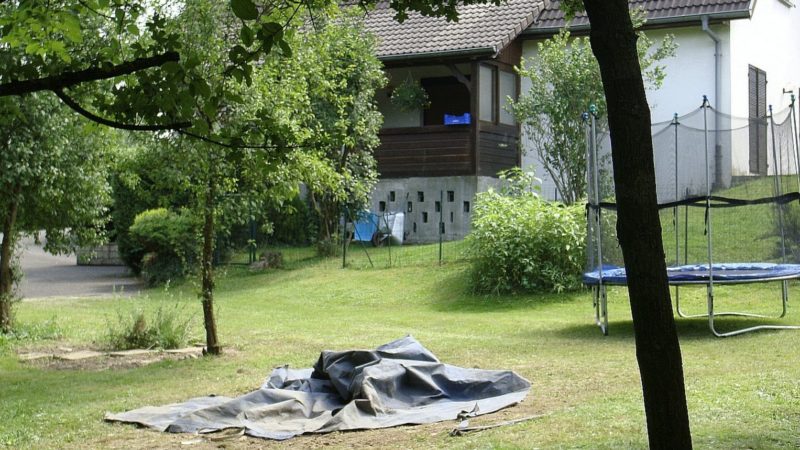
[0,52,180,97]
[54,89,191,131]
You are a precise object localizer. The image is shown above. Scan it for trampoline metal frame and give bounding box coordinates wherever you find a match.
[584,97,800,337]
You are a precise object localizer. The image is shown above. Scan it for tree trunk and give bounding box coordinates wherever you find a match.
[581,1,692,448]
[201,176,221,355]
[0,185,21,333]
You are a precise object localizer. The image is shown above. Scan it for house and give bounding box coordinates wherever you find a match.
[362,0,546,243]
[524,0,800,199]
[363,0,800,240]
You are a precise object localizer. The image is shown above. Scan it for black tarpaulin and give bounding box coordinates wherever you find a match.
[105,336,531,440]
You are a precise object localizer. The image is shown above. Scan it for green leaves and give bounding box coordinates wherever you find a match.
[465,190,586,294]
[231,0,259,20]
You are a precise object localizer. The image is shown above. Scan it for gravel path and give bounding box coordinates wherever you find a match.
[17,238,142,300]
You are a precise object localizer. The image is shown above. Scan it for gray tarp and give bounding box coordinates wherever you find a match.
[105,336,531,440]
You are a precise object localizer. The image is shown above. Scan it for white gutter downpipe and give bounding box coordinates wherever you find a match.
[702,15,723,188]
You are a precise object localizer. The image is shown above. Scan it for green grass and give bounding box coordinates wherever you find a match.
[2,260,800,449]
[227,239,470,270]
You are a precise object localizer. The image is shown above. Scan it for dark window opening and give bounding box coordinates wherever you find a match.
[379,201,386,212]
[450,211,454,223]
[435,201,441,212]
[407,202,413,213]
[417,191,424,202]
[389,191,396,202]
[413,222,417,233]
[463,201,470,213]
[440,223,445,234]
[422,212,428,223]
[447,191,455,202]
[421,76,471,126]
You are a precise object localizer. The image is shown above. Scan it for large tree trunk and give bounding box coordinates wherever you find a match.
[201,176,221,355]
[581,1,692,448]
[0,185,21,333]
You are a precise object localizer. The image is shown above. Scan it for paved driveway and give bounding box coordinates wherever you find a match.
[18,238,142,299]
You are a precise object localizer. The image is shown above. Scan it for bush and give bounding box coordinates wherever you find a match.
[466,190,586,294]
[104,303,195,350]
[128,208,197,286]
[0,317,63,348]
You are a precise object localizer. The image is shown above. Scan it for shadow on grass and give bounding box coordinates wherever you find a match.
[555,316,794,342]
[428,267,588,314]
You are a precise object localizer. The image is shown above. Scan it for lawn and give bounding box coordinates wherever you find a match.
[2,258,799,449]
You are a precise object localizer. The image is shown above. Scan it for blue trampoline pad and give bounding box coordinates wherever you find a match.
[583,263,800,286]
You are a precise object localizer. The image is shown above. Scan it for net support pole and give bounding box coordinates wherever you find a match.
[770,105,788,263]
[589,105,607,335]
[438,190,443,265]
[790,94,800,193]
[703,96,717,329]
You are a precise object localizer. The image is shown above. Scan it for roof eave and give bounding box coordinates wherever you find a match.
[521,9,753,37]
[378,46,497,63]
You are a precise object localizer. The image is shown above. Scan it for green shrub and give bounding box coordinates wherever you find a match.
[104,303,195,350]
[129,208,197,286]
[0,317,63,349]
[466,190,586,294]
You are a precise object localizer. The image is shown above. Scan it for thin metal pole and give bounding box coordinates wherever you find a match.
[439,190,443,265]
[703,96,716,327]
[386,194,392,268]
[583,112,595,271]
[341,206,347,269]
[590,106,603,276]
[790,94,800,193]
[590,105,607,335]
[770,105,788,263]
[673,113,681,310]
[673,113,680,265]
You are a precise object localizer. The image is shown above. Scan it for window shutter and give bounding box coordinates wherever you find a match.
[748,65,768,175]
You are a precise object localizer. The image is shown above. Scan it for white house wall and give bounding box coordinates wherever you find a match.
[521,24,736,201]
[729,0,800,176]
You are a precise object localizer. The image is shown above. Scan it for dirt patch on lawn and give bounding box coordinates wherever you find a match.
[16,344,209,371]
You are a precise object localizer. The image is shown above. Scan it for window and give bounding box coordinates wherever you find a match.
[499,70,517,125]
[421,76,471,126]
[379,201,386,212]
[417,191,424,202]
[389,191,396,201]
[480,64,517,125]
[479,65,495,122]
[748,65,767,175]
[447,191,454,202]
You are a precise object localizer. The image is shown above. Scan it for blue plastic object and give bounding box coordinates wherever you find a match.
[444,113,471,125]
[353,213,379,241]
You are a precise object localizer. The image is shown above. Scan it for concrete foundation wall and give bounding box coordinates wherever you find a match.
[369,176,498,243]
[76,244,124,266]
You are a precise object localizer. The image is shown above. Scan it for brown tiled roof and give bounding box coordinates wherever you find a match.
[528,0,753,34]
[361,0,547,61]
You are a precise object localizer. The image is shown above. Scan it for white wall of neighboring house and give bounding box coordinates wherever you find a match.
[645,25,730,122]
[520,3,800,201]
[519,27,732,201]
[729,0,800,176]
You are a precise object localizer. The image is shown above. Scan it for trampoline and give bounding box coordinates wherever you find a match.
[583,263,800,286]
[584,97,800,337]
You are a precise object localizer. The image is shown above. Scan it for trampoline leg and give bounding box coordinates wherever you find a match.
[593,285,608,336]
[707,280,800,338]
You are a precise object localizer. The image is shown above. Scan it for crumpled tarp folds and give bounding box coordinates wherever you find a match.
[105,336,531,440]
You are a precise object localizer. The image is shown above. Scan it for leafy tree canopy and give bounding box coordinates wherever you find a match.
[510,10,676,204]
